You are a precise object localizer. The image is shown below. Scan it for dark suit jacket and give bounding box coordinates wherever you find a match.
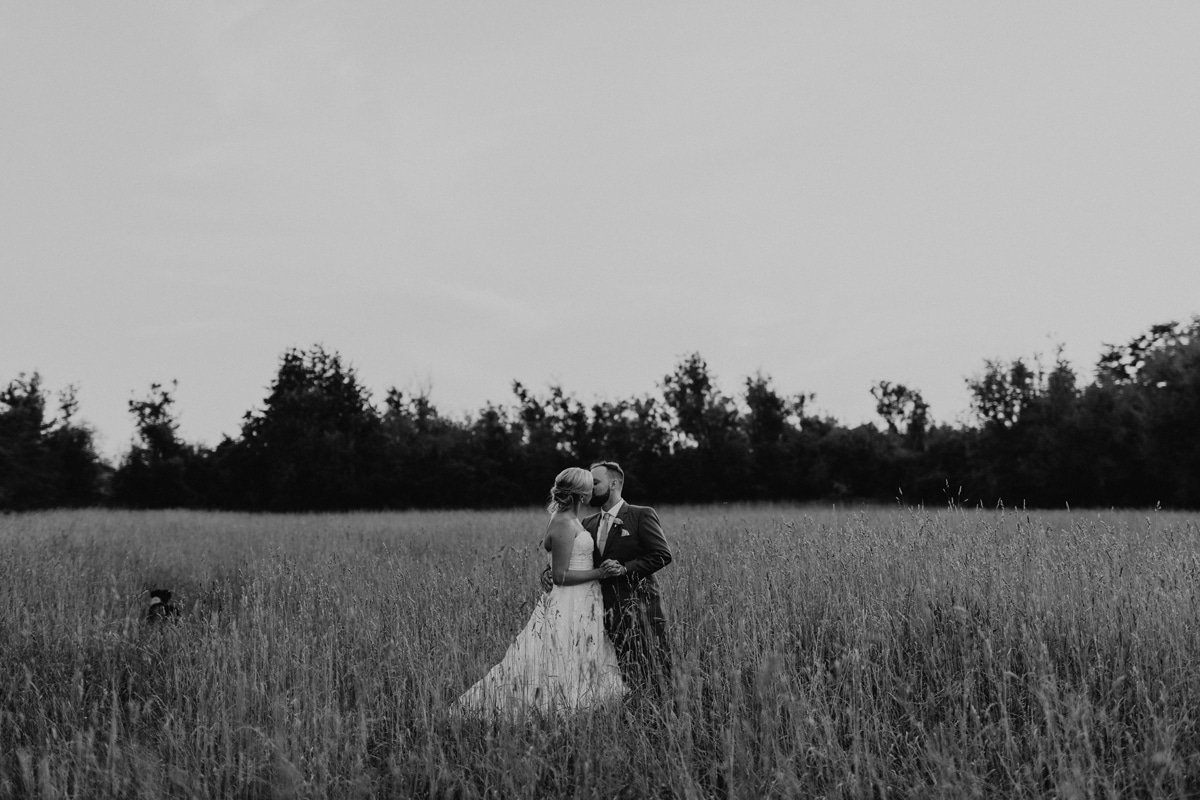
[584,502,672,608]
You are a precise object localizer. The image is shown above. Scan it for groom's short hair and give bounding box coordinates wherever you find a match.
[590,460,624,484]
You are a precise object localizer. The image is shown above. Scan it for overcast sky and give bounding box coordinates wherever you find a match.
[3,3,1199,462]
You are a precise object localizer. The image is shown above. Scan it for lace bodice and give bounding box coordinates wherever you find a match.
[556,523,594,571]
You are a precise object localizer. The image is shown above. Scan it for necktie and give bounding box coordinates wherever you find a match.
[597,512,612,554]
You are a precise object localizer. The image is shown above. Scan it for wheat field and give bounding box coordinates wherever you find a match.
[2,504,1200,798]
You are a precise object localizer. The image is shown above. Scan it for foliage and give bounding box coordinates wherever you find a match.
[1097,315,1200,387]
[5,313,1200,510]
[870,380,929,449]
[742,372,810,500]
[660,353,747,501]
[228,346,388,510]
[112,381,210,508]
[0,372,106,508]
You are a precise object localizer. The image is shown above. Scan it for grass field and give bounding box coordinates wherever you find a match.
[2,504,1200,798]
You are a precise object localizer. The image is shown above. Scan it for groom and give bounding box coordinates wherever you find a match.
[585,461,673,696]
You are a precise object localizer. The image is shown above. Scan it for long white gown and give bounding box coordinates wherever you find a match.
[452,523,626,716]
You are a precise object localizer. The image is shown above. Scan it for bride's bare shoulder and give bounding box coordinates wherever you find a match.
[544,513,577,546]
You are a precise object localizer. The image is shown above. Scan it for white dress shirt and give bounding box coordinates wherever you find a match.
[597,498,625,555]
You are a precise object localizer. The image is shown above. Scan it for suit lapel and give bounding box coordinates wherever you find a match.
[601,504,632,558]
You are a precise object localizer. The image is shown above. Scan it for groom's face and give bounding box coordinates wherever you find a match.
[589,467,614,508]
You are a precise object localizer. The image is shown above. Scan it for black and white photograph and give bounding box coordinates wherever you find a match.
[3,3,1200,797]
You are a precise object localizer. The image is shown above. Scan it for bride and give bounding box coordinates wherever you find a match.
[452,467,626,716]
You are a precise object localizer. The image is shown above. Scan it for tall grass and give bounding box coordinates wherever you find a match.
[2,505,1200,798]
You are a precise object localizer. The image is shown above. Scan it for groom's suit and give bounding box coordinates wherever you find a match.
[584,502,672,694]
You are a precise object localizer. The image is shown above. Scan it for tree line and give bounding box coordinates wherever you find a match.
[2,315,1198,511]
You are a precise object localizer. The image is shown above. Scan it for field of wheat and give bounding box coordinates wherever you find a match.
[2,504,1200,798]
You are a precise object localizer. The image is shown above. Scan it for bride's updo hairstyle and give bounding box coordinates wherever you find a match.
[546,467,592,514]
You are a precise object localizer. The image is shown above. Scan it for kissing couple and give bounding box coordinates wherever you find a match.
[453,461,673,716]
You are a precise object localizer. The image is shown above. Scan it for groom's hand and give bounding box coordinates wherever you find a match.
[539,565,554,593]
[599,559,626,577]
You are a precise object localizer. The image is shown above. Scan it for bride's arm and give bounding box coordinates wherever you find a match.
[548,519,602,586]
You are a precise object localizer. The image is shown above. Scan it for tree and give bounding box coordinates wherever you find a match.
[129,382,184,462]
[379,386,473,509]
[512,382,592,471]
[0,373,51,508]
[966,359,1039,430]
[43,384,107,506]
[112,381,208,508]
[661,353,738,450]
[0,372,105,509]
[232,345,385,510]
[1097,316,1200,387]
[1105,317,1200,506]
[468,401,525,506]
[961,350,1095,507]
[870,380,930,449]
[742,372,810,499]
[816,423,898,501]
[660,353,746,500]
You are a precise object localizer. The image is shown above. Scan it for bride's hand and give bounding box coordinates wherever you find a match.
[599,560,625,578]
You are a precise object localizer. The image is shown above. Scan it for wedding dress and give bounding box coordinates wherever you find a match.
[452,522,626,716]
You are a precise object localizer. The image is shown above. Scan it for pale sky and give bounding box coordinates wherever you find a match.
[3,3,1199,462]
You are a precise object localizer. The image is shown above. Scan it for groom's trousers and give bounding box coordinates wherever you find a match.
[606,591,671,698]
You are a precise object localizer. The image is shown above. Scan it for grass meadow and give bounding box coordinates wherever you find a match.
[2,504,1200,799]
